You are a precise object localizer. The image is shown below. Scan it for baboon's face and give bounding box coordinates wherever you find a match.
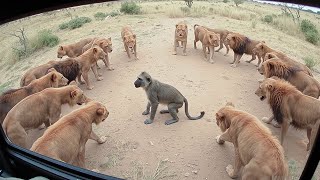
[134,72,151,88]
[57,46,66,58]
[175,24,187,38]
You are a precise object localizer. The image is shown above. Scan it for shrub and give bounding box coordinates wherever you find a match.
[94,12,107,20]
[180,7,191,14]
[305,30,319,45]
[300,19,319,45]
[300,19,317,34]
[109,11,120,17]
[59,16,92,30]
[185,0,193,8]
[233,0,245,7]
[30,29,59,49]
[263,15,273,23]
[303,56,319,70]
[223,0,229,3]
[120,2,141,15]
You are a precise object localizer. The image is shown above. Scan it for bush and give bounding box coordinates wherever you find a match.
[59,16,92,30]
[300,19,317,34]
[305,31,319,45]
[233,0,245,7]
[300,19,319,45]
[109,11,120,17]
[30,29,59,49]
[185,0,193,8]
[223,0,229,3]
[303,56,319,70]
[120,2,141,15]
[263,15,273,23]
[180,7,191,14]
[94,12,107,20]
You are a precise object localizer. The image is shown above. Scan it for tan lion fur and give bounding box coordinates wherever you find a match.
[193,24,220,63]
[2,84,88,148]
[30,101,109,168]
[0,69,68,124]
[82,37,114,71]
[173,22,188,56]
[215,102,288,179]
[57,38,93,58]
[224,33,263,67]
[121,26,138,60]
[264,52,313,77]
[76,46,107,90]
[202,26,231,56]
[255,77,320,151]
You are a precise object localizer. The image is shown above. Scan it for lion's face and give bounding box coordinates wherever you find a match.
[224,34,234,47]
[253,43,265,57]
[98,38,113,53]
[208,33,220,47]
[57,46,66,58]
[94,103,109,125]
[47,68,69,87]
[175,23,187,38]
[92,46,107,60]
[123,35,136,53]
[257,62,266,75]
[69,86,88,106]
[215,102,234,132]
[255,78,277,101]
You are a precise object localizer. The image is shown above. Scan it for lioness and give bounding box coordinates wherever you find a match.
[202,26,231,56]
[82,37,114,71]
[76,46,106,90]
[0,68,68,124]
[194,24,220,64]
[224,33,263,67]
[255,77,320,151]
[264,52,313,77]
[2,84,88,148]
[215,102,288,179]
[57,38,93,58]
[30,101,109,168]
[121,26,138,60]
[173,22,188,56]
[20,59,80,87]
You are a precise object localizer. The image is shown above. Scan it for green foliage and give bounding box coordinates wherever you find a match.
[180,7,191,14]
[30,29,59,49]
[109,11,120,17]
[120,2,141,15]
[300,19,319,45]
[59,16,92,30]
[223,0,229,3]
[185,0,193,8]
[263,15,273,23]
[303,56,319,70]
[233,0,245,6]
[94,12,107,20]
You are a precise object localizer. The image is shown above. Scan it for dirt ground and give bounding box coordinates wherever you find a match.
[1,1,319,179]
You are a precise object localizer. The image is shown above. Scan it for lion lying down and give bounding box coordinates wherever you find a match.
[2,84,88,148]
[0,68,68,124]
[31,100,109,168]
[255,77,320,151]
[215,102,288,179]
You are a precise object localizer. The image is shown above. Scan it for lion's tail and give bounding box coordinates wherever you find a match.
[194,24,200,31]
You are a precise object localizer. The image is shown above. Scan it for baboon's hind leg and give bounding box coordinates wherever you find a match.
[160,109,179,114]
[165,103,183,125]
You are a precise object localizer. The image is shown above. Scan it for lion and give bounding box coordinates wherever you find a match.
[224,33,264,67]
[2,84,88,148]
[76,46,106,90]
[121,26,138,60]
[215,102,288,179]
[82,37,114,71]
[194,24,220,64]
[20,58,80,87]
[264,52,313,77]
[173,22,188,56]
[30,100,109,168]
[202,26,231,56]
[57,38,93,58]
[0,68,68,124]
[255,77,320,151]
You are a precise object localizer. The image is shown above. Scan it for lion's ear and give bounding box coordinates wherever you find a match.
[99,42,104,47]
[70,90,78,98]
[108,37,111,41]
[176,24,178,28]
[209,34,213,39]
[258,79,263,84]
[93,47,98,53]
[261,40,265,43]
[266,84,273,90]
[51,73,57,82]
[59,46,63,50]
[123,36,127,41]
[133,34,136,39]
[184,24,188,29]
[216,112,224,120]
[47,68,57,73]
[96,108,105,116]
[225,102,235,107]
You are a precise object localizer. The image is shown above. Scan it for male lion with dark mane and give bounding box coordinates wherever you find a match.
[257,59,320,128]
[255,77,320,151]
[215,102,288,179]
[264,52,313,77]
[173,21,188,56]
[224,33,264,67]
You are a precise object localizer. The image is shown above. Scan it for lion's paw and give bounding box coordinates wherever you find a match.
[216,135,225,144]
[262,117,271,124]
[98,136,107,144]
[230,64,237,68]
[226,165,237,178]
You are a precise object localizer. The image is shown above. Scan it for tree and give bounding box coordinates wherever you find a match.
[185,0,193,8]
[280,3,304,24]
[233,0,245,7]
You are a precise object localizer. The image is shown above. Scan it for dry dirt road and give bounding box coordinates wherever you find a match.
[25,17,313,179]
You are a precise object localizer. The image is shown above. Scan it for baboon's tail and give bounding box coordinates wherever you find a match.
[194,24,200,31]
[183,98,205,120]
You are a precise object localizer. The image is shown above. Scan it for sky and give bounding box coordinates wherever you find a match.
[252,0,320,13]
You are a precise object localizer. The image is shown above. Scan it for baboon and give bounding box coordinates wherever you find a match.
[134,72,205,125]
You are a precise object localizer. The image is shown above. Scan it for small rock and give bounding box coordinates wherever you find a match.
[163,158,169,162]
[192,170,198,174]
[149,141,154,146]
[184,173,190,177]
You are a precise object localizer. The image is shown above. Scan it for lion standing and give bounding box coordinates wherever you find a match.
[202,26,231,56]
[173,22,188,56]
